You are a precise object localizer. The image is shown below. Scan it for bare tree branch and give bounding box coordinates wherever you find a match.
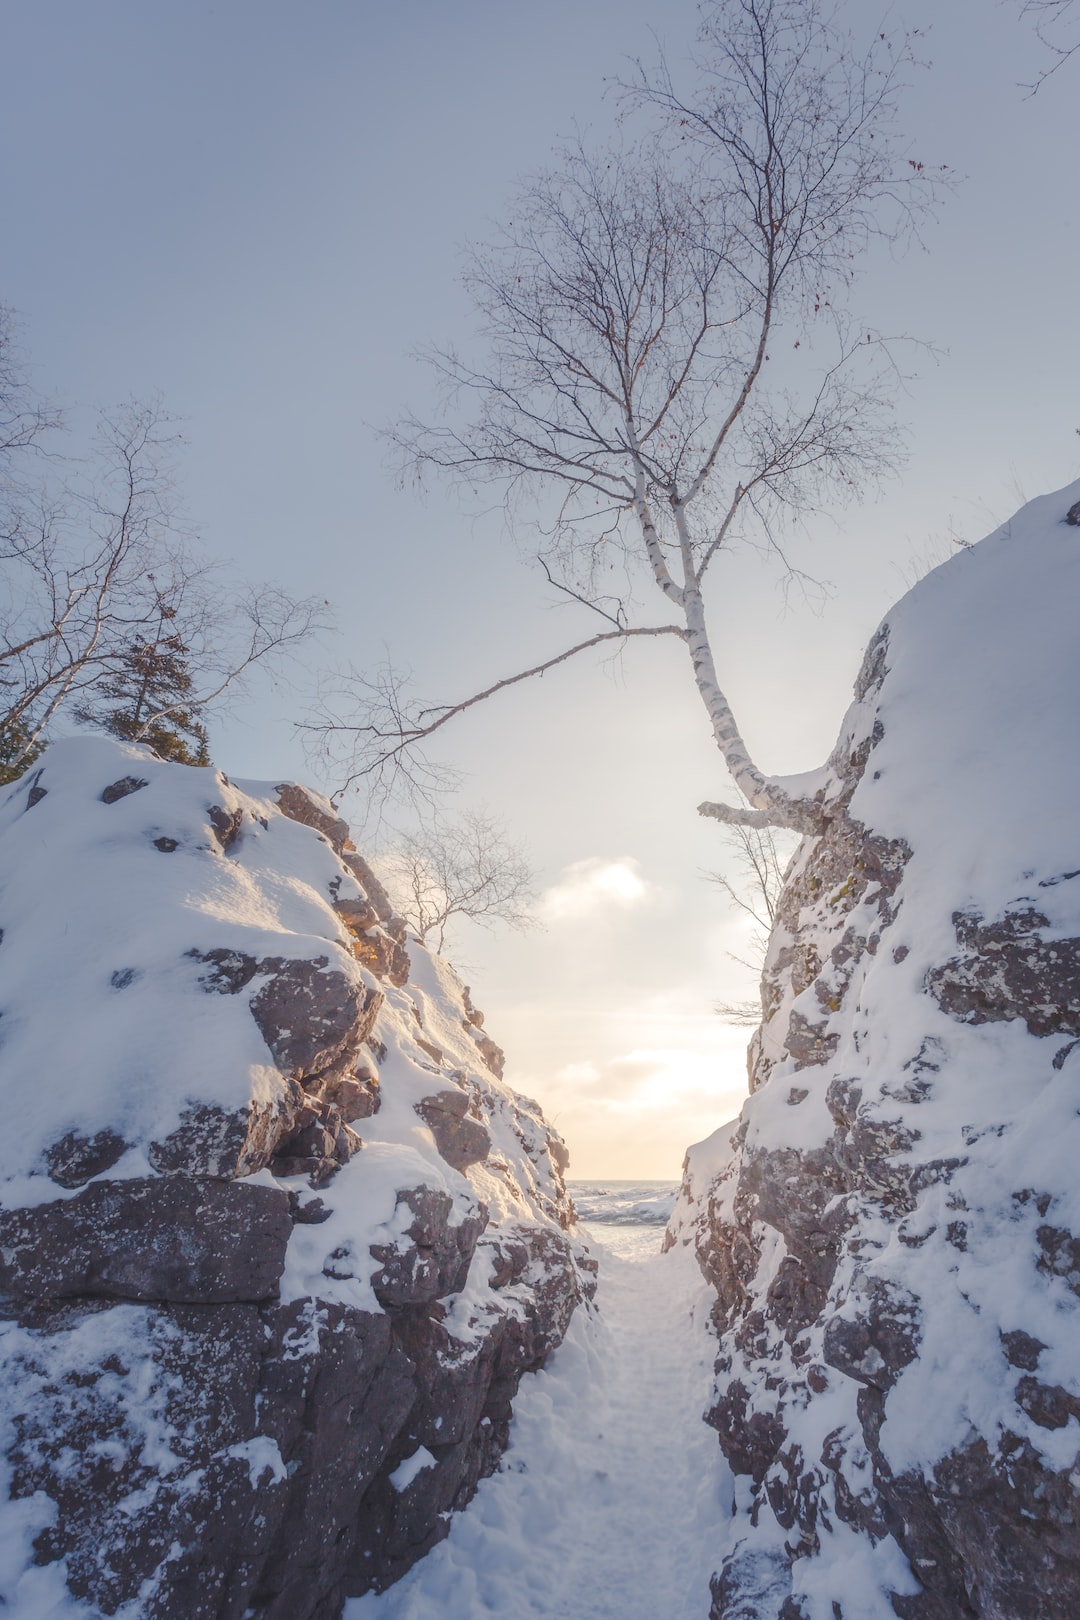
[313,0,947,828]
[1020,0,1079,86]
[0,321,328,771]
[710,819,797,1025]
[379,809,538,952]
[307,624,687,805]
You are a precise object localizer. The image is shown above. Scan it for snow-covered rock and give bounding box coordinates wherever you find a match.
[0,736,588,1618]
[676,481,1080,1619]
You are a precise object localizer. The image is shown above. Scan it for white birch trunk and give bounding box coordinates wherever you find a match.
[667,515,821,831]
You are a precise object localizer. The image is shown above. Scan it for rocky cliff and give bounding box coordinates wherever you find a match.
[0,736,588,1618]
[672,482,1080,1619]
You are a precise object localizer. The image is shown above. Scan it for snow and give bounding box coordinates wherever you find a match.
[388,1448,437,1494]
[347,1225,732,1620]
[0,1305,189,1619]
[825,481,1080,1475]
[674,479,1080,1609]
[0,735,585,1612]
[224,1437,287,1489]
[0,737,356,1189]
[0,734,573,1310]
[664,1120,739,1250]
[6,485,1078,1616]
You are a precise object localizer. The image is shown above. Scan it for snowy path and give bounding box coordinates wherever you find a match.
[348,1226,732,1620]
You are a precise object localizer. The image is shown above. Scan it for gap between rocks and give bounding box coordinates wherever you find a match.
[348,1229,732,1620]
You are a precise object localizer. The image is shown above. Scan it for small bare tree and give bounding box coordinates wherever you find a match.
[712,821,797,1025]
[0,317,326,773]
[306,0,945,832]
[381,810,536,953]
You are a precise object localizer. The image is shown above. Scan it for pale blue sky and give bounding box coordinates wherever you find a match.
[2,1,1076,1172]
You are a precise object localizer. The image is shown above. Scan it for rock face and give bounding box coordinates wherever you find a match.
[0,737,586,1618]
[671,482,1080,1619]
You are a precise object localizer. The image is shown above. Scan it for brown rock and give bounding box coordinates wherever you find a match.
[928,905,1080,1039]
[45,1128,128,1188]
[334,894,380,933]
[0,1178,292,1302]
[274,781,352,852]
[149,1088,304,1178]
[208,803,244,852]
[250,958,379,1078]
[370,1187,488,1310]
[312,1070,381,1123]
[350,927,411,988]
[822,1279,921,1391]
[415,1090,492,1173]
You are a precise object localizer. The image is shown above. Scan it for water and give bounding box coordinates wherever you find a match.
[567,1179,679,1228]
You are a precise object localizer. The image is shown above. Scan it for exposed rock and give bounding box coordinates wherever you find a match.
[350,926,412,989]
[415,1088,493,1172]
[45,1127,128,1187]
[274,780,353,853]
[928,904,1080,1037]
[0,735,584,1617]
[674,482,1080,1618]
[309,1066,381,1123]
[100,774,148,803]
[0,1178,292,1302]
[1001,1328,1046,1371]
[369,1187,487,1310]
[250,957,379,1078]
[334,893,380,933]
[463,984,506,1078]
[821,1277,921,1391]
[208,802,244,852]
[274,781,401,931]
[149,1090,305,1178]
[267,1094,362,1188]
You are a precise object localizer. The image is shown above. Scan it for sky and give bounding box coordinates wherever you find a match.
[1,0,1077,1176]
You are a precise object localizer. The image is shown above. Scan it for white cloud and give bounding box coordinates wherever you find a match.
[538,1037,750,1178]
[538,857,652,922]
[553,1046,737,1110]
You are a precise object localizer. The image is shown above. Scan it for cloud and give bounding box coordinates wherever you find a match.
[553,1046,733,1110]
[537,1039,750,1177]
[538,857,652,922]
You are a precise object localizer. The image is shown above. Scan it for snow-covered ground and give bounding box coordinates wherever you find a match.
[348,1224,732,1620]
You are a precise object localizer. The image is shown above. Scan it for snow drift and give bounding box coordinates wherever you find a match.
[0,737,588,1619]
[673,481,1080,1618]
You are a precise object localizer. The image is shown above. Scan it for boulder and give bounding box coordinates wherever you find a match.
[415,1089,492,1172]
[369,1187,488,1310]
[0,1178,292,1303]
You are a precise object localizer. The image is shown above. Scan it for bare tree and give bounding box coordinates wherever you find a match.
[380,810,536,953]
[306,0,945,831]
[1021,0,1079,84]
[0,319,326,773]
[0,307,60,463]
[712,821,797,1024]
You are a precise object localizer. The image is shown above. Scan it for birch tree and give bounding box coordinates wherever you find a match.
[309,0,944,832]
